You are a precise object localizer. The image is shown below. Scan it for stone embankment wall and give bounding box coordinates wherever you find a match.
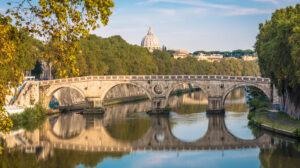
[52,88,85,106]
[281,91,300,119]
[104,84,147,100]
[104,84,188,100]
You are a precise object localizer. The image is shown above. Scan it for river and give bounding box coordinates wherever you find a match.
[1,89,299,168]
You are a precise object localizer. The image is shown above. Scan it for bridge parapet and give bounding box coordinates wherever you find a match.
[39,75,271,86]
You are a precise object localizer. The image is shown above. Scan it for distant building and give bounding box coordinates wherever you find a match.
[194,53,223,62]
[242,55,258,61]
[141,27,161,52]
[194,53,207,61]
[224,57,239,60]
[172,49,190,59]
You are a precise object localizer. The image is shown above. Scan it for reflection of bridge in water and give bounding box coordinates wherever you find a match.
[6,112,271,159]
[131,115,270,151]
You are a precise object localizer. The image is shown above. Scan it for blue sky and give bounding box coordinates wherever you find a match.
[1,0,299,52]
[91,0,299,52]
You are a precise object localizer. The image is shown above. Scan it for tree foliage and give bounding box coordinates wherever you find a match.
[0,15,19,136]
[255,4,300,101]
[77,35,157,75]
[0,148,127,168]
[8,0,114,78]
[76,35,261,76]
[0,0,115,138]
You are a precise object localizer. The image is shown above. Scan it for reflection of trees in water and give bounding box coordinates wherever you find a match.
[103,91,208,120]
[259,141,300,168]
[225,103,248,112]
[105,117,151,142]
[104,101,152,120]
[168,90,208,115]
[171,104,207,114]
[0,148,128,168]
[225,88,248,112]
[168,90,208,107]
[226,88,246,101]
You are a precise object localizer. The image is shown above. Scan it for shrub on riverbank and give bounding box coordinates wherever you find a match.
[248,86,270,113]
[249,97,270,110]
[247,87,270,123]
[9,105,47,131]
[248,112,255,120]
[293,128,300,137]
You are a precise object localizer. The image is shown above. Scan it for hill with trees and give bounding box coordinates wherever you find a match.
[75,35,260,76]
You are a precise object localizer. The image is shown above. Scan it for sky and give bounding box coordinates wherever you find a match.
[0,0,299,52]
[91,0,299,52]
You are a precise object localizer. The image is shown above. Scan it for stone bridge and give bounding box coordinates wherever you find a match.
[13,75,279,113]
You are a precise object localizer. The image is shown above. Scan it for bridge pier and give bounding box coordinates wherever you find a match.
[86,97,103,108]
[148,97,170,115]
[206,97,225,114]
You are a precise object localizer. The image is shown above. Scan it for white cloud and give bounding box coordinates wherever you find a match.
[155,7,208,17]
[144,0,273,16]
[188,8,208,15]
[224,8,272,16]
[147,0,235,9]
[253,0,280,5]
[156,9,177,16]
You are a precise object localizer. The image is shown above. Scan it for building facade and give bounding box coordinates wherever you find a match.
[242,55,258,61]
[172,49,190,59]
[194,53,223,62]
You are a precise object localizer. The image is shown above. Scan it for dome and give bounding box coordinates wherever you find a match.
[141,27,161,52]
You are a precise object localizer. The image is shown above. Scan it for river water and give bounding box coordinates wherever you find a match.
[1,89,300,168]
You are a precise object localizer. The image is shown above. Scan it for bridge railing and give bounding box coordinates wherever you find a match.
[39,75,271,85]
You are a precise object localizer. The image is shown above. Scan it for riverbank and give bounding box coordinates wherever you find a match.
[249,109,300,139]
[9,105,47,131]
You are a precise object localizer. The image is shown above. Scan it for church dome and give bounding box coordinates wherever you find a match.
[141,27,161,52]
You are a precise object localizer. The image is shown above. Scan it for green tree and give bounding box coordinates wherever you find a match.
[255,4,300,108]
[31,61,43,79]
[0,0,115,144]
[152,50,174,75]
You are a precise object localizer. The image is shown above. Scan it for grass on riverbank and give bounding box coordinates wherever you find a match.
[9,104,47,131]
[250,110,300,134]
[247,87,300,137]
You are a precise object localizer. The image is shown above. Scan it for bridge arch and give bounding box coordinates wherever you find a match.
[45,85,86,108]
[133,115,270,149]
[48,114,86,140]
[222,83,272,106]
[103,116,152,142]
[43,114,131,148]
[46,85,85,98]
[165,82,209,100]
[168,112,209,142]
[99,82,152,103]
